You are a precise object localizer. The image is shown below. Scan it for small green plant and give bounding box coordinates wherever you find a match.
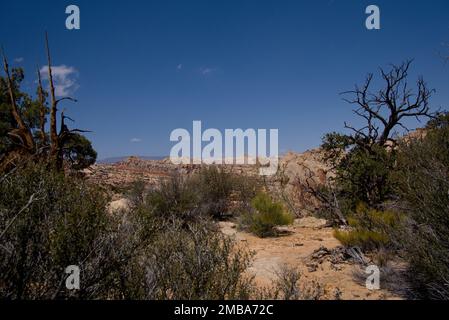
[334,229,388,250]
[333,203,402,251]
[240,193,294,238]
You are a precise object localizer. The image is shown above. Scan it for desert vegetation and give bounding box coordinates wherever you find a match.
[0,35,96,174]
[238,192,294,238]
[0,160,258,299]
[312,61,449,299]
[1,34,448,300]
[0,158,327,299]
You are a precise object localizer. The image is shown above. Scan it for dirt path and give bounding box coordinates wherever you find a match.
[220,217,401,300]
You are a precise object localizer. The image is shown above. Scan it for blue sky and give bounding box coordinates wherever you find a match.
[1,0,448,159]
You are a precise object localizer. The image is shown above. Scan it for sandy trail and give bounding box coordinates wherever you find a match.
[220,217,401,300]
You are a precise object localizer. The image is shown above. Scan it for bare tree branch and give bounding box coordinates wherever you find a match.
[0,191,43,240]
[1,48,35,151]
[37,65,47,145]
[45,31,62,168]
[341,60,436,148]
[56,97,78,104]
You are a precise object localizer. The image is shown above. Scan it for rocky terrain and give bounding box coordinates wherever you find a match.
[220,217,401,300]
[86,149,404,300]
[86,149,331,207]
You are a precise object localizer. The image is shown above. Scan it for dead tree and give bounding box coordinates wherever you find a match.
[1,34,85,171]
[44,32,77,169]
[294,164,347,225]
[37,66,47,147]
[342,60,435,149]
[1,49,35,152]
[58,110,90,149]
[45,32,60,166]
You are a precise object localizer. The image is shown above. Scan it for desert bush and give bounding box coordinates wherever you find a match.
[102,214,256,300]
[139,219,255,300]
[268,265,325,300]
[145,167,261,222]
[338,145,395,210]
[194,166,261,219]
[0,161,259,300]
[393,113,449,299]
[125,179,147,207]
[322,136,396,212]
[0,160,117,299]
[240,193,294,238]
[333,203,402,251]
[194,166,236,218]
[146,173,201,223]
[334,229,388,251]
[272,265,302,300]
[62,133,97,171]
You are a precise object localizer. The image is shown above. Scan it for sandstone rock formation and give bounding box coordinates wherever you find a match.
[86,149,333,217]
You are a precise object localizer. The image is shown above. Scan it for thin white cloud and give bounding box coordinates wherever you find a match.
[39,65,79,97]
[14,57,24,63]
[200,68,215,76]
[130,138,142,143]
[199,67,217,76]
[177,64,183,70]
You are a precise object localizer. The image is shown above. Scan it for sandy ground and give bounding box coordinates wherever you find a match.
[219,217,402,300]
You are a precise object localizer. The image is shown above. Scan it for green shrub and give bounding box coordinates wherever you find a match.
[0,160,114,299]
[240,193,294,238]
[393,113,449,299]
[62,133,97,170]
[142,220,255,299]
[195,166,235,218]
[145,166,261,222]
[334,229,388,250]
[0,162,258,300]
[328,142,395,211]
[333,203,402,251]
[146,173,201,223]
[194,166,261,219]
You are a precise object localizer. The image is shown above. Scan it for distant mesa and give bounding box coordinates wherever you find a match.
[97,155,166,164]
